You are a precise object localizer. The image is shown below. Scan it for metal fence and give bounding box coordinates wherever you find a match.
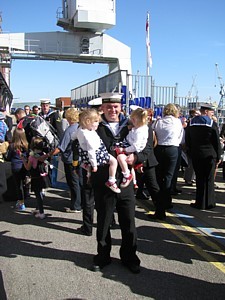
[71,70,201,118]
[71,70,125,107]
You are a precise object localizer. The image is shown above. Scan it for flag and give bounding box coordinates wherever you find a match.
[146,12,152,68]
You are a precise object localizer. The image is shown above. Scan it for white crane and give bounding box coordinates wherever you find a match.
[215,63,225,108]
[187,75,198,102]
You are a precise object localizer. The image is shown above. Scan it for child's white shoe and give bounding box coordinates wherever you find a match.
[35,212,46,219]
[105,181,121,193]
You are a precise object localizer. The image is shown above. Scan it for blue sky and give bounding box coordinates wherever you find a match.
[1,0,225,105]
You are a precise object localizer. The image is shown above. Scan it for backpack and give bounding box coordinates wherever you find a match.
[18,115,59,150]
[29,115,59,150]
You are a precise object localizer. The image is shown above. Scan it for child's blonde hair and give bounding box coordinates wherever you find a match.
[79,108,100,128]
[12,128,29,151]
[130,108,148,127]
[65,108,79,123]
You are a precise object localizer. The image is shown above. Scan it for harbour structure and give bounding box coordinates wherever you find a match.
[0,1,220,118]
[71,69,178,117]
[70,69,201,118]
[0,0,132,111]
[0,12,13,111]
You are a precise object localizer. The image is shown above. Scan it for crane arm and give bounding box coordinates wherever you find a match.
[215,63,224,90]
[215,63,225,108]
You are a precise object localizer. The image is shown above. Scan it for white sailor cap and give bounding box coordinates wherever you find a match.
[88,97,102,106]
[200,103,215,111]
[40,98,51,105]
[99,92,123,104]
[130,105,142,111]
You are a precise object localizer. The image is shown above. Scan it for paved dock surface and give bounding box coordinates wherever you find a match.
[1,170,225,299]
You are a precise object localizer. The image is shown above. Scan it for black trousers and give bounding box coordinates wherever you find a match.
[93,169,140,266]
[154,145,179,208]
[142,166,165,216]
[12,167,27,201]
[64,163,81,211]
[171,145,182,191]
[33,187,44,214]
[192,156,216,209]
[80,168,95,235]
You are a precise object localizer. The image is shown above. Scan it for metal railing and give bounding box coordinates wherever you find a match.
[71,70,177,113]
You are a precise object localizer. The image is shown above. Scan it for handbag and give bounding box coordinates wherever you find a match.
[0,141,9,154]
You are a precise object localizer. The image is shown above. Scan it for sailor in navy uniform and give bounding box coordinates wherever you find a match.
[185,104,221,209]
[90,92,151,274]
[39,99,62,138]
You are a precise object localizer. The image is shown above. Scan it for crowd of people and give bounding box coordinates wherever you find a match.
[0,94,224,274]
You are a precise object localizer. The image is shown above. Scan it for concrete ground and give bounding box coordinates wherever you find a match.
[0,169,225,300]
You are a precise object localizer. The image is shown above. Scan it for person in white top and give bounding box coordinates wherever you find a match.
[152,111,183,146]
[116,108,149,188]
[75,108,120,194]
[153,103,184,210]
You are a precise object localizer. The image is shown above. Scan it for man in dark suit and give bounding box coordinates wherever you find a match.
[185,104,221,209]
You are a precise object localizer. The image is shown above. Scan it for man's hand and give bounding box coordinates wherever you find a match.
[92,166,98,172]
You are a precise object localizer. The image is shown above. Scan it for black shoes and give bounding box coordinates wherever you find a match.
[91,257,140,274]
[135,191,149,200]
[122,262,141,274]
[91,259,111,272]
[184,181,193,186]
[148,213,166,221]
[91,264,102,272]
[190,203,216,210]
[171,189,182,196]
[76,226,92,236]
[165,204,173,210]
[190,203,201,209]
[206,204,216,210]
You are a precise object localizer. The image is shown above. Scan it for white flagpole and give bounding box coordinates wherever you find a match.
[146,11,152,96]
[146,12,152,76]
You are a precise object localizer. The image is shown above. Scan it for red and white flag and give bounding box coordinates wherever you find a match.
[146,12,152,68]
